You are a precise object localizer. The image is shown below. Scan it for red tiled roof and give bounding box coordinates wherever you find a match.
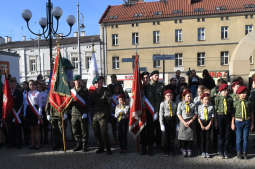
[99,0,255,23]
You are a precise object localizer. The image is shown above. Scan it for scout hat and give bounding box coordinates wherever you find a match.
[236,86,247,94]
[218,84,228,92]
[231,81,240,88]
[182,89,191,97]
[163,89,173,96]
[201,93,210,99]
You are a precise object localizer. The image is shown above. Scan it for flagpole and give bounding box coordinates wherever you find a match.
[135,44,140,153]
[61,112,66,152]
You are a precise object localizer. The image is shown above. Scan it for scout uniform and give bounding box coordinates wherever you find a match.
[115,96,129,152]
[214,84,233,158]
[70,75,89,152]
[38,88,48,144]
[233,86,254,159]
[197,93,214,158]
[90,76,112,154]
[26,89,41,127]
[144,70,164,147]
[177,90,197,157]
[159,90,177,155]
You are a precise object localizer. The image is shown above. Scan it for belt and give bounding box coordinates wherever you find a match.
[235,117,250,121]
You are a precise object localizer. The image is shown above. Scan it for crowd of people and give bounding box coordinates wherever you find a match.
[0,69,255,160]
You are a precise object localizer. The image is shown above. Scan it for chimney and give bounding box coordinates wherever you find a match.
[81,31,85,37]
[74,32,78,37]
[22,35,26,41]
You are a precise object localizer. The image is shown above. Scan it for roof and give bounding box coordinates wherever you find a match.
[99,0,255,24]
[0,51,19,57]
[0,35,100,50]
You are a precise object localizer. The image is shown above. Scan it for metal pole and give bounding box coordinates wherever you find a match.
[47,0,53,73]
[77,1,82,77]
[38,35,41,74]
[163,59,165,83]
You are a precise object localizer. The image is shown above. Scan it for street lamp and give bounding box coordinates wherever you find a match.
[22,0,75,73]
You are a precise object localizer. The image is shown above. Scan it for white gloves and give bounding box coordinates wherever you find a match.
[160,125,165,132]
[47,115,51,121]
[153,113,158,121]
[64,114,68,120]
[82,113,87,119]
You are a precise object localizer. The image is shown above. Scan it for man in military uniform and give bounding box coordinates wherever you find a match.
[5,78,23,148]
[45,99,68,150]
[70,75,89,152]
[90,76,112,154]
[144,70,164,149]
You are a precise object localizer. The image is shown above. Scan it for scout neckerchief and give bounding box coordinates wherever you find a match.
[185,102,190,114]
[241,100,247,120]
[118,105,124,122]
[203,105,208,121]
[168,102,173,117]
[223,98,228,115]
[71,88,86,107]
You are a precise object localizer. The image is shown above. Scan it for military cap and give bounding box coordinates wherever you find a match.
[9,77,17,83]
[92,76,100,84]
[236,86,247,94]
[73,75,81,81]
[141,71,149,77]
[218,84,228,92]
[163,89,173,96]
[150,70,159,77]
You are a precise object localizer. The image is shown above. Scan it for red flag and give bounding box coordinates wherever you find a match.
[129,55,146,137]
[49,48,72,113]
[2,75,14,120]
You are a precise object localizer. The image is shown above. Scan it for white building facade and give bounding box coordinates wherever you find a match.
[0,35,104,82]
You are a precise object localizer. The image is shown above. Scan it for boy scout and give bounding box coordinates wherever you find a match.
[231,86,254,159]
[214,84,233,159]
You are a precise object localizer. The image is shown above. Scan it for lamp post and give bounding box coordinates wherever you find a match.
[22,0,75,74]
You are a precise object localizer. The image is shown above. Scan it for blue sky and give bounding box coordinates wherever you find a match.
[0,0,158,41]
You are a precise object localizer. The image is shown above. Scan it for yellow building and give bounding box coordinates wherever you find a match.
[100,0,255,87]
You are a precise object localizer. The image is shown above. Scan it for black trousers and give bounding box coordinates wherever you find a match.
[140,111,154,148]
[180,140,192,150]
[6,121,22,147]
[200,120,211,153]
[153,120,162,147]
[217,115,231,154]
[118,119,128,150]
[109,116,118,142]
[162,117,176,153]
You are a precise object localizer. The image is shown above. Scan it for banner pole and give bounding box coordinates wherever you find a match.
[61,112,66,152]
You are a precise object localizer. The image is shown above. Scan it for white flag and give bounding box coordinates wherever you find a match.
[87,51,99,88]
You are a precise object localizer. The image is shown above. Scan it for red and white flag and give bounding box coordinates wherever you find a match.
[129,55,146,137]
[2,75,13,120]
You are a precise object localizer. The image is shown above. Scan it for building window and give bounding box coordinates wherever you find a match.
[202,18,205,22]
[132,32,139,45]
[153,31,160,44]
[115,25,118,28]
[226,16,229,20]
[250,56,254,64]
[221,26,228,39]
[71,57,79,70]
[198,28,205,41]
[112,56,119,69]
[85,57,91,70]
[251,15,254,18]
[221,16,224,21]
[197,18,200,22]
[175,29,182,42]
[132,23,135,27]
[29,58,37,72]
[157,21,160,25]
[197,52,205,66]
[175,53,183,67]
[245,15,249,19]
[136,23,139,26]
[221,51,229,65]
[179,19,182,23]
[112,34,119,46]
[174,19,178,24]
[153,56,160,68]
[245,25,253,35]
